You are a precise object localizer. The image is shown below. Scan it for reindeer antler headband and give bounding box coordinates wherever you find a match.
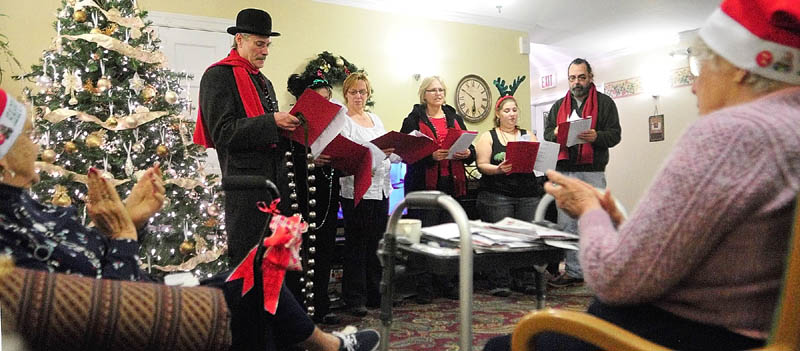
[493,75,526,109]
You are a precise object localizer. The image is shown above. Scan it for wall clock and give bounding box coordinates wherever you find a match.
[454,74,491,123]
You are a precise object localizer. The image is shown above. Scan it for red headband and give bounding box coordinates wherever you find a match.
[495,95,515,109]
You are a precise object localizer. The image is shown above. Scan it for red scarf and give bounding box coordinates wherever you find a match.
[193,49,266,148]
[417,120,467,197]
[556,83,598,165]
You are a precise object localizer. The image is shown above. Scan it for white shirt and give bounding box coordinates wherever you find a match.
[338,111,397,200]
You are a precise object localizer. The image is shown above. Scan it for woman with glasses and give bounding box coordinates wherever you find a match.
[338,72,398,317]
[485,0,800,349]
[399,76,475,303]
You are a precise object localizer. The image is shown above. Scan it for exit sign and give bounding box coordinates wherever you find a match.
[540,73,556,89]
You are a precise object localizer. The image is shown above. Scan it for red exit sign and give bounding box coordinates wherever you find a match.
[540,73,556,89]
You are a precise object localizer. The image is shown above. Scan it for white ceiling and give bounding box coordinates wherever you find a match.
[314,0,721,58]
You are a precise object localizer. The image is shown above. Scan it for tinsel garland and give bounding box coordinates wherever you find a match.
[44,107,169,130]
[60,34,167,65]
[149,237,226,272]
[73,0,145,29]
[36,161,205,190]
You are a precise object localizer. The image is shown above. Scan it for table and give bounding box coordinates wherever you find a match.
[396,243,564,309]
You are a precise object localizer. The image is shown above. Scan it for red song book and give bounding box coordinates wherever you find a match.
[287,88,342,146]
[371,131,438,165]
[505,141,540,174]
[320,135,372,206]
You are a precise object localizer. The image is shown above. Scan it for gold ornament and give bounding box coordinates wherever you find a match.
[90,27,103,35]
[73,9,87,23]
[96,77,112,93]
[124,116,137,128]
[41,149,57,163]
[63,141,77,153]
[206,204,220,217]
[164,90,179,104]
[179,240,195,255]
[203,218,219,227]
[141,85,156,100]
[69,96,78,105]
[51,185,72,207]
[106,116,118,128]
[103,24,118,36]
[156,144,169,158]
[85,132,104,148]
[132,142,144,153]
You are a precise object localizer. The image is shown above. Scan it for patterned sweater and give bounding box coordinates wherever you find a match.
[0,183,141,281]
[579,87,800,334]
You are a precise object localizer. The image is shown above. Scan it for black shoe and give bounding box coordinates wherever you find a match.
[313,313,342,325]
[347,305,368,317]
[547,273,584,288]
[334,328,380,351]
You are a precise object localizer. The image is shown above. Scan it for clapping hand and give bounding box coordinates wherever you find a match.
[543,170,602,218]
[125,164,166,229]
[86,168,137,240]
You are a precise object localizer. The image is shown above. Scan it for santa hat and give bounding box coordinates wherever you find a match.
[699,0,800,85]
[0,89,27,159]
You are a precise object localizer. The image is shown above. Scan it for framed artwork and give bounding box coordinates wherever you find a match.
[604,77,641,99]
[649,114,664,142]
[671,67,695,87]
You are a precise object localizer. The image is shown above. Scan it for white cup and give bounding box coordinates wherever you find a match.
[395,218,422,244]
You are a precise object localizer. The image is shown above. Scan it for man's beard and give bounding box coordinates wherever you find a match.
[571,84,589,97]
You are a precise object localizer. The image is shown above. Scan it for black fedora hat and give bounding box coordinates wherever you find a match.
[227,8,281,37]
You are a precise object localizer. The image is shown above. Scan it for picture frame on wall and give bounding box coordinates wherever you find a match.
[649,114,664,142]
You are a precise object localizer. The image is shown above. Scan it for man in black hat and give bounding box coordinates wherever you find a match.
[194,8,300,266]
[193,9,381,351]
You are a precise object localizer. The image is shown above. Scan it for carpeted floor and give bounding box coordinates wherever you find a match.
[319,285,593,350]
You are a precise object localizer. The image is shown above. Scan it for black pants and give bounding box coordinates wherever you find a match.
[206,273,314,351]
[340,196,388,308]
[483,299,765,351]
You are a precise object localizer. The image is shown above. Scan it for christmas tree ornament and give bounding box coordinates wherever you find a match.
[141,85,156,100]
[90,27,103,35]
[105,115,118,128]
[123,142,134,176]
[179,239,195,255]
[73,9,87,23]
[128,72,144,94]
[69,96,79,105]
[103,23,118,36]
[51,185,72,207]
[131,27,142,39]
[96,77,112,93]
[206,204,220,216]
[164,90,179,104]
[90,52,101,60]
[63,141,77,153]
[203,218,218,227]
[132,142,144,153]
[36,75,53,89]
[85,132,103,148]
[156,144,169,158]
[41,149,57,163]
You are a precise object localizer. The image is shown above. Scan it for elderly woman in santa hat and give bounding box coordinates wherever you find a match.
[485,0,800,350]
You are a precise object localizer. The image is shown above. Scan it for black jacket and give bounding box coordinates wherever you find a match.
[399,104,475,194]
[544,91,621,172]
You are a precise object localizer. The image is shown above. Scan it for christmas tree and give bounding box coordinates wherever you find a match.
[15,0,228,279]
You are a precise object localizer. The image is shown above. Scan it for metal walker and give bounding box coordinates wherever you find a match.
[377,191,474,351]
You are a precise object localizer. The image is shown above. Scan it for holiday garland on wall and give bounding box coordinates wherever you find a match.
[300,51,374,107]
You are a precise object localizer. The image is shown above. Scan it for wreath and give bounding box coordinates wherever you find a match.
[300,51,374,106]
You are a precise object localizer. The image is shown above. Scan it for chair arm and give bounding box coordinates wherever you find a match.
[511,308,669,351]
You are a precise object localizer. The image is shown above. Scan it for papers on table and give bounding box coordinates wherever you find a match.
[505,140,560,174]
[417,217,578,253]
[557,115,593,148]
[444,130,478,159]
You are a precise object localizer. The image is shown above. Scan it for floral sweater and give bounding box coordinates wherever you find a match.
[0,183,142,281]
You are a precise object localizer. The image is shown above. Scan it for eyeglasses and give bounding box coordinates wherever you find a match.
[687,46,712,77]
[568,74,589,82]
[425,88,445,94]
[347,90,369,96]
